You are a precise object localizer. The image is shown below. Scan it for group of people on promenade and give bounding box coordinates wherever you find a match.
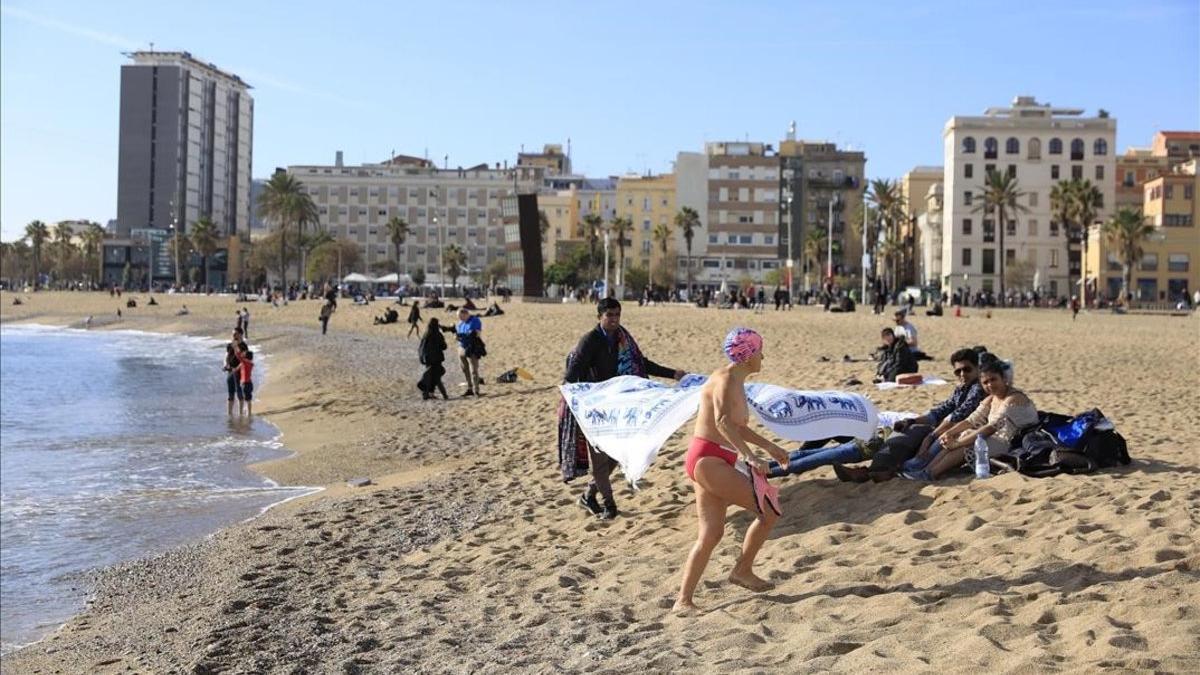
[556,297,1041,615]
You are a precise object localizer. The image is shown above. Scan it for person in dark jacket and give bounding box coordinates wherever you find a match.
[406,303,423,338]
[561,298,685,520]
[417,318,449,400]
[872,328,918,383]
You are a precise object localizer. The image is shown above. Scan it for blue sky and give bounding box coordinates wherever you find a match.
[2,0,1197,241]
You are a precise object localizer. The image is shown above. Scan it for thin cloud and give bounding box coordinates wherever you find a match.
[1,4,139,49]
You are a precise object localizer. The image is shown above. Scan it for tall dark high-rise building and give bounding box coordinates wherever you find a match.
[115,51,253,238]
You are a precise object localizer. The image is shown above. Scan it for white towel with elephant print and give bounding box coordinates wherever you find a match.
[560,376,880,485]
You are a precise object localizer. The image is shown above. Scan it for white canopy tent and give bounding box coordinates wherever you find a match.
[342,273,372,283]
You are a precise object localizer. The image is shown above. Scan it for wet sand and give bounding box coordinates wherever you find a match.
[2,291,1197,673]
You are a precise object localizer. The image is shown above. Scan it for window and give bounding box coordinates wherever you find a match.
[984,137,998,159]
[1006,220,1016,236]
[1006,248,1017,264]
[1028,138,1042,160]
[1095,165,1105,181]
[1123,170,1135,187]
[764,235,775,245]
[985,163,996,174]
[962,218,973,235]
[1072,165,1083,180]
[1028,191,1038,207]
[1093,139,1108,156]
[738,235,753,244]
[1070,138,1084,160]
[1008,165,1017,178]
[377,209,387,216]
[964,163,974,179]
[1141,253,1158,271]
[1051,165,1060,180]
[350,188,359,196]
[1050,250,1059,267]
[1006,138,1020,155]
[1049,138,1063,155]
[727,234,737,244]
[1107,253,1122,271]
[962,137,976,154]
[962,248,972,266]
[963,191,973,206]
[702,259,720,268]
[983,220,995,243]
[1050,221,1059,237]
[982,248,996,274]
[1165,185,1174,199]
[1186,185,1195,199]
[1168,253,1190,272]
[1027,219,1038,236]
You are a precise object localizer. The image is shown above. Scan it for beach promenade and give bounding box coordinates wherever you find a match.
[2,291,1197,673]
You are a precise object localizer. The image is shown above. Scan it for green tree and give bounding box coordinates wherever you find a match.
[24,220,49,289]
[538,209,550,244]
[385,216,410,274]
[411,267,426,287]
[674,206,700,289]
[973,169,1028,299]
[803,227,827,280]
[189,217,219,288]
[485,258,508,287]
[1102,207,1154,305]
[80,223,105,286]
[582,214,603,266]
[443,243,467,292]
[306,238,361,282]
[609,215,632,286]
[651,221,672,287]
[866,179,907,285]
[247,229,300,281]
[624,263,650,295]
[167,230,195,286]
[1070,180,1104,303]
[256,172,319,291]
[52,222,76,281]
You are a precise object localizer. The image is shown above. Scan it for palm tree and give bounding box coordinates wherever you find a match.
[803,228,827,280]
[80,223,105,286]
[674,206,700,290]
[1102,208,1154,306]
[582,214,603,267]
[609,216,632,286]
[52,222,76,281]
[385,216,410,274]
[24,220,49,289]
[973,169,1028,300]
[1070,180,1104,304]
[256,172,319,293]
[443,243,467,292]
[651,221,672,286]
[877,234,907,292]
[189,217,219,289]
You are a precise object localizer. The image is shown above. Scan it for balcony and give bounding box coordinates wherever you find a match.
[806,175,859,189]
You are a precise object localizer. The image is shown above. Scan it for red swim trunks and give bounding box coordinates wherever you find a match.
[685,436,738,481]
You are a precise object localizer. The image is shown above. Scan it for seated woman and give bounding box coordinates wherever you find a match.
[908,356,1037,480]
[873,328,918,383]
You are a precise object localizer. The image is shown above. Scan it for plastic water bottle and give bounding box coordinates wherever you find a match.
[973,435,991,479]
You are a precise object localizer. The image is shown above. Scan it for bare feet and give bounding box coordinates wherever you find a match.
[671,599,701,616]
[728,570,774,592]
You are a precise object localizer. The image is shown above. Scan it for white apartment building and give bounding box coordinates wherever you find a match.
[288,154,542,279]
[942,96,1116,298]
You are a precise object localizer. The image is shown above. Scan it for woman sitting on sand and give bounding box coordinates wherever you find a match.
[910,356,1037,481]
[674,328,790,615]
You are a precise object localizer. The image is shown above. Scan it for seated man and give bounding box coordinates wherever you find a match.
[834,347,986,483]
[873,328,918,384]
[893,309,933,361]
[148,296,158,306]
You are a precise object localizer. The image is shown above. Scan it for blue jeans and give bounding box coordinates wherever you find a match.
[767,441,863,478]
[900,439,944,480]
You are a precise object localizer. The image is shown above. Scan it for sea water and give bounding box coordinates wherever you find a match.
[0,325,317,653]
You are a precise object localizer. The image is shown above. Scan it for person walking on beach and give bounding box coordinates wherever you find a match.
[319,301,334,335]
[674,328,789,615]
[406,302,423,338]
[560,298,685,520]
[241,307,250,338]
[417,318,450,400]
[446,307,485,397]
[224,328,247,416]
[233,343,255,416]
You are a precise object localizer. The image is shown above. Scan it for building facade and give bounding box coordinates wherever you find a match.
[778,130,867,291]
[900,165,943,287]
[915,182,945,286]
[116,51,253,239]
[287,154,543,284]
[941,96,1116,299]
[615,174,676,284]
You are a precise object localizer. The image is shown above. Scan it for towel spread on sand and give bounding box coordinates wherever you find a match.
[560,375,880,485]
[875,375,949,390]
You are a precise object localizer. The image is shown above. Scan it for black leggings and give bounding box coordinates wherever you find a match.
[419,363,447,398]
[586,445,618,504]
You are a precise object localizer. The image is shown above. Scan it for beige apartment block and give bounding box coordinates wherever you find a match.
[287,153,543,282]
[901,165,943,285]
[942,95,1116,299]
[615,174,676,283]
[697,142,781,288]
[539,188,580,265]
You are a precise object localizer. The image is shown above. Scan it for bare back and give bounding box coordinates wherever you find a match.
[693,367,749,449]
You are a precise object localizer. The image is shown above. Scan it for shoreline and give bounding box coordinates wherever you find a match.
[2,291,1197,673]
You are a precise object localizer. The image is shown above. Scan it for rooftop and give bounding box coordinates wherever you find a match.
[126,50,250,89]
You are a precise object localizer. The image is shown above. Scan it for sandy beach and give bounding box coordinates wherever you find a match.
[1,290,1197,674]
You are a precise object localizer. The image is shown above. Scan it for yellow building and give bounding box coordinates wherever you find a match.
[538,188,581,265]
[615,174,676,284]
[1088,159,1199,304]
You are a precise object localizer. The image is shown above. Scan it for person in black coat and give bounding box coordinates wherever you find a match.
[417,318,449,400]
[873,328,919,383]
[562,298,685,520]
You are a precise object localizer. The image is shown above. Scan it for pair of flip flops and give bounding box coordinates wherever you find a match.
[749,468,782,516]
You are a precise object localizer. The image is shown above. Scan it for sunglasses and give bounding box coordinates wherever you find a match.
[953,367,974,376]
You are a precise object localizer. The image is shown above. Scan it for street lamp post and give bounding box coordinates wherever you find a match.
[602,228,611,298]
[169,199,181,288]
[826,194,841,279]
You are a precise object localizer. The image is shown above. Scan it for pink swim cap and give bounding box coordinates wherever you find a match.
[723,327,763,364]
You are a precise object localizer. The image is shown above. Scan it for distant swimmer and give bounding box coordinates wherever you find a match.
[674,327,788,616]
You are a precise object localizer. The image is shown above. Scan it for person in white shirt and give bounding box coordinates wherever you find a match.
[893,310,919,350]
